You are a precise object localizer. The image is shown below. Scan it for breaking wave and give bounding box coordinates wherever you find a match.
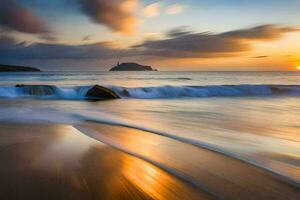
[113,84,300,99]
[0,84,300,100]
[0,85,91,100]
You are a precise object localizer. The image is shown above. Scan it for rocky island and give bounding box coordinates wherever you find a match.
[0,64,41,72]
[110,62,157,71]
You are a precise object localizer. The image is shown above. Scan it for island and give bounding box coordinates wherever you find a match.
[0,64,41,72]
[109,62,157,71]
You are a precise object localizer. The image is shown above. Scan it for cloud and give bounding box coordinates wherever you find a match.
[221,24,299,40]
[80,0,139,35]
[0,24,298,69]
[166,4,184,15]
[134,25,299,58]
[0,0,48,34]
[143,3,184,18]
[0,35,139,69]
[251,56,269,59]
[0,36,120,60]
[166,26,192,37]
[143,2,160,17]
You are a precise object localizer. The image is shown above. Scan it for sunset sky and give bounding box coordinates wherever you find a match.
[0,0,299,71]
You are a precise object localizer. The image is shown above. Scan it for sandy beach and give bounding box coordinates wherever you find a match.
[0,123,298,200]
[0,124,211,200]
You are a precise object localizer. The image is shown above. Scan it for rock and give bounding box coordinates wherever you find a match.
[0,64,41,72]
[85,85,120,99]
[110,62,157,71]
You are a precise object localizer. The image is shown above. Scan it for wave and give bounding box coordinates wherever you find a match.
[0,84,300,100]
[0,85,91,100]
[113,84,300,99]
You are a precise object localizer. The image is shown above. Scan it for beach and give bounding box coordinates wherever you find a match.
[0,71,299,199]
[0,124,211,200]
[1,0,299,198]
[0,123,298,200]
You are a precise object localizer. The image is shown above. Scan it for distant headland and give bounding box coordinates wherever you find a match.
[0,64,41,72]
[110,62,157,71]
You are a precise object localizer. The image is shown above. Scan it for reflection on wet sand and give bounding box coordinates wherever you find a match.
[122,156,210,200]
[77,122,300,200]
[0,124,210,200]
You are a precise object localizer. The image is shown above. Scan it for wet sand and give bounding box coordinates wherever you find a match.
[76,122,300,200]
[0,124,211,200]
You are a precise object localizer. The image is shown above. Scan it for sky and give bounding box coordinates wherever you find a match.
[0,0,299,71]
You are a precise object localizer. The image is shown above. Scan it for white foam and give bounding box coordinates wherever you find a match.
[0,84,299,100]
[110,84,300,99]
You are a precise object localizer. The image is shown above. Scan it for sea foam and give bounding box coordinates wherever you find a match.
[0,84,299,99]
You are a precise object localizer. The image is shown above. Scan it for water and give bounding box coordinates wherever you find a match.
[0,71,299,186]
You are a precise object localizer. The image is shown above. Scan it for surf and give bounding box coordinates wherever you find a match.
[0,84,299,100]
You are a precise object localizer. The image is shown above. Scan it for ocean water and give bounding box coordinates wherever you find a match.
[0,71,299,187]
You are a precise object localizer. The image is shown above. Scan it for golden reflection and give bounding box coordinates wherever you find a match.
[79,123,212,199]
[122,153,207,200]
[123,156,165,199]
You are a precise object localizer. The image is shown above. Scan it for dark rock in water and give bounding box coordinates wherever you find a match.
[0,64,41,72]
[110,62,157,71]
[15,85,56,96]
[85,85,120,99]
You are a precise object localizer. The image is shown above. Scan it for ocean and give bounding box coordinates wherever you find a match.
[0,71,299,199]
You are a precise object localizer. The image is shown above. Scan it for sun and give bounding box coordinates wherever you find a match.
[297,66,300,70]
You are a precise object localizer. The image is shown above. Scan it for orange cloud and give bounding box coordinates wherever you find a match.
[80,0,139,35]
[134,25,299,58]
[143,2,160,17]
